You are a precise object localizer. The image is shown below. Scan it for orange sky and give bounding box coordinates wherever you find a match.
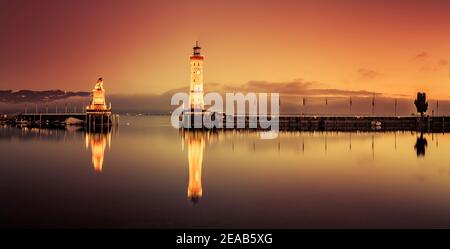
[1,0,449,99]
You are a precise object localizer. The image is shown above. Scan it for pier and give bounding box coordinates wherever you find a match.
[14,112,119,128]
[181,113,450,132]
[11,78,119,129]
[274,115,450,132]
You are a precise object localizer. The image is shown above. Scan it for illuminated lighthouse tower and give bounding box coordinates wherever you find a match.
[189,41,205,111]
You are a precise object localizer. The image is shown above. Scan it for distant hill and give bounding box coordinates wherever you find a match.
[0,90,90,103]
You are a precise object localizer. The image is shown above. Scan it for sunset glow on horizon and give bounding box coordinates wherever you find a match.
[1,0,450,99]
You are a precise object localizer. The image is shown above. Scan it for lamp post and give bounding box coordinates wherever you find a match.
[394,99,397,116]
[372,93,375,116]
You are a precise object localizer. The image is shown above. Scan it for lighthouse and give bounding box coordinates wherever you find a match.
[182,42,219,129]
[189,41,205,111]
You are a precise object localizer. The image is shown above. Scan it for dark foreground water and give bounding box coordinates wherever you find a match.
[1,115,450,228]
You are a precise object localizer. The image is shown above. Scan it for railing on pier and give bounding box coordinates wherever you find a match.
[14,112,120,130]
[180,112,450,132]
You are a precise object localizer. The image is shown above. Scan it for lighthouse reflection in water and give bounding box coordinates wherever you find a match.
[85,130,112,173]
[181,130,210,203]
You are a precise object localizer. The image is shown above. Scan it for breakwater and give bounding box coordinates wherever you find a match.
[276,115,449,131]
[12,113,119,128]
[181,114,450,132]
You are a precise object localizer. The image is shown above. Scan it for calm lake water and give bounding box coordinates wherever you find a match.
[1,115,450,228]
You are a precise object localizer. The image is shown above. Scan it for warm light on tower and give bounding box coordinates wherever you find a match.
[187,133,205,202]
[189,41,205,111]
[87,77,110,111]
[85,132,111,173]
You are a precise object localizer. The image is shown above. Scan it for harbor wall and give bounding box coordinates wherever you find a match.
[13,113,119,127]
[181,114,450,132]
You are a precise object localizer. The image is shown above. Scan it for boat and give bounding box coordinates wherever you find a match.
[15,119,28,125]
[65,117,84,125]
[371,120,382,130]
[371,121,382,126]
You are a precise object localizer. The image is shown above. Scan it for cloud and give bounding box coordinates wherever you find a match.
[412,52,450,73]
[308,88,379,97]
[438,59,449,67]
[219,79,379,97]
[0,90,89,103]
[0,79,385,114]
[435,59,450,71]
[427,58,450,71]
[412,52,429,61]
[357,68,381,79]
[221,79,312,94]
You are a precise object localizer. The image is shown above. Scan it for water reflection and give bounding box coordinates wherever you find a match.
[4,116,450,228]
[0,125,114,172]
[85,130,112,173]
[415,132,428,157]
[176,130,441,206]
[181,131,211,203]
